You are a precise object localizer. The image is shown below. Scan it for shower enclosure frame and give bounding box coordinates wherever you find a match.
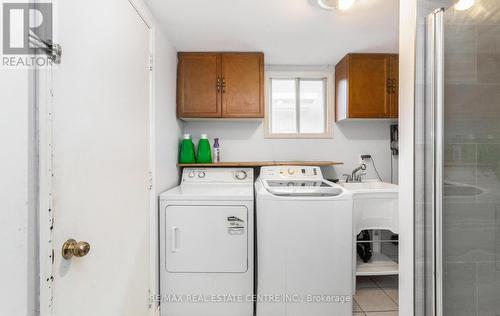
[427,8,445,316]
[419,2,500,315]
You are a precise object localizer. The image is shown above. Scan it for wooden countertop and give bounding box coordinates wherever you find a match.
[177,161,343,167]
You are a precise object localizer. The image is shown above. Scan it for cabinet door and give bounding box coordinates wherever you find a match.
[348,54,391,118]
[389,55,399,118]
[177,53,221,117]
[221,53,264,118]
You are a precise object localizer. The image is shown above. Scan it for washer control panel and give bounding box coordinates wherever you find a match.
[182,168,253,183]
[259,166,323,180]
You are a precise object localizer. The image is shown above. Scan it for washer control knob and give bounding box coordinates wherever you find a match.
[287,168,295,175]
[198,171,206,178]
[234,170,248,180]
[188,171,195,178]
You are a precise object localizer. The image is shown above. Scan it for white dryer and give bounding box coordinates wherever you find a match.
[255,166,353,316]
[160,168,254,316]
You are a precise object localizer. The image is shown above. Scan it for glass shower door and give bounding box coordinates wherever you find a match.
[425,1,500,315]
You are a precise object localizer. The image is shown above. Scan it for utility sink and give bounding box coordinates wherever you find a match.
[340,180,400,283]
[341,181,398,192]
[340,180,399,235]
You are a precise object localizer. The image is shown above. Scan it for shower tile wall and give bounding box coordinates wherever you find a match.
[443,2,500,315]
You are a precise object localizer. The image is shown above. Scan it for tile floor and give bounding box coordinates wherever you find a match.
[353,275,398,316]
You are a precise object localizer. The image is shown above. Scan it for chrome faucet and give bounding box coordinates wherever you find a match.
[343,163,367,183]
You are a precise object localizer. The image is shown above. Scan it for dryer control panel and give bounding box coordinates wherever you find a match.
[259,166,323,180]
[182,168,254,183]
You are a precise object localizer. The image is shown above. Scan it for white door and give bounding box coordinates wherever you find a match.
[45,0,152,315]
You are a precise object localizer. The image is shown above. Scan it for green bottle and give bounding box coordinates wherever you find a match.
[197,134,212,163]
[179,134,196,164]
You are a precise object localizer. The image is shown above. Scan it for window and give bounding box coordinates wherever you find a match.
[266,71,332,138]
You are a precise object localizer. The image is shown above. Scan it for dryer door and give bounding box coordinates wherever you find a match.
[165,205,248,273]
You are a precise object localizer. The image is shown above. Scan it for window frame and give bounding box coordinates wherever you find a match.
[264,70,334,139]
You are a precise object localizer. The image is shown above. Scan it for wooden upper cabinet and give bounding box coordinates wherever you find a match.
[177,52,264,119]
[177,53,221,118]
[335,53,399,121]
[221,53,264,118]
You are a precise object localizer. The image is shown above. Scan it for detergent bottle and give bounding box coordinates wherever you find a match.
[178,134,196,164]
[197,134,212,163]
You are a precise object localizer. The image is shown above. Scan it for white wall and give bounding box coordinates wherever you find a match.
[154,28,182,199]
[184,119,396,182]
[0,69,36,315]
[152,25,182,296]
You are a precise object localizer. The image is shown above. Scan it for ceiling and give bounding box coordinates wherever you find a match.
[144,0,399,65]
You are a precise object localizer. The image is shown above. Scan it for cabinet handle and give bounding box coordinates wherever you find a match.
[387,79,397,94]
[222,77,226,93]
[216,77,221,92]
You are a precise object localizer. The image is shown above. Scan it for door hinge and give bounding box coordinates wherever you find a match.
[148,172,153,190]
[29,33,62,64]
[149,55,153,71]
[48,43,62,64]
[148,289,153,308]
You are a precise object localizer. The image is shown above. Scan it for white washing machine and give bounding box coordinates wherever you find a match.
[255,166,353,316]
[160,168,254,316]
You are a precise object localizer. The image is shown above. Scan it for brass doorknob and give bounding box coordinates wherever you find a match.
[62,239,90,260]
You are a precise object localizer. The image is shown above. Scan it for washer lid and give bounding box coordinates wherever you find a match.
[262,179,343,197]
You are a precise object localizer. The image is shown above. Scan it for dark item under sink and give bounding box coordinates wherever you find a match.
[357,230,373,263]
